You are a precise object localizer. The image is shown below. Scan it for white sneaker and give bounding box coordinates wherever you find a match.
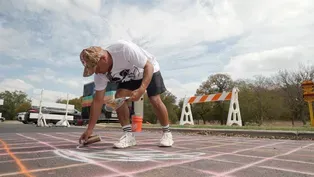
[113,132,136,149]
[159,132,174,147]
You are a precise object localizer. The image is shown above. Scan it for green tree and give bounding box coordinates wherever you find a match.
[233,78,286,125]
[0,90,31,120]
[233,79,257,125]
[15,102,31,113]
[194,73,234,125]
[274,64,314,126]
[143,91,179,124]
[56,97,83,112]
[248,75,284,125]
[176,98,187,123]
[143,94,156,124]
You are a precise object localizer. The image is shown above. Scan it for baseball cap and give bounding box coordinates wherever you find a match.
[80,46,103,77]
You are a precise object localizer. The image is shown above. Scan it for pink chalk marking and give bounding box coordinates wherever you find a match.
[210,156,314,176]
[0,163,89,177]
[8,131,310,177]
[180,165,222,176]
[214,142,314,177]
[129,146,221,176]
[217,150,314,166]
[61,132,314,176]
[37,133,133,177]
[0,138,27,141]
[56,132,181,147]
[0,149,53,156]
[258,165,314,176]
[0,143,76,150]
[54,133,117,143]
[0,156,58,164]
[172,139,263,154]
[274,157,314,165]
[37,133,108,150]
[52,133,213,176]
[3,140,69,147]
[97,143,258,175]
[17,133,60,150]
[181,153,314,177]
[106,141,286,177]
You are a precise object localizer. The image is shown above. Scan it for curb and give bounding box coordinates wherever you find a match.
[95,125,314,140]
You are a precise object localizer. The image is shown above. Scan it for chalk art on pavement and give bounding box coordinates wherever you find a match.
[54,149,206,162]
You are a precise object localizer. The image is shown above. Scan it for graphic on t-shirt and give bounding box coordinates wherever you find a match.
[106,67,142,83]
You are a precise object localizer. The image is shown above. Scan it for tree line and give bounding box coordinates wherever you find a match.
[144,64,314,126]
[1,64,313,126]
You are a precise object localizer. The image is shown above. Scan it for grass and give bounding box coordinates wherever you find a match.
[169,124,314,132]
[101,122,314,132]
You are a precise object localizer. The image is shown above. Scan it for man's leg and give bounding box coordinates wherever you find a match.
[149,95,169,126]
[113,81,141,149]
[146,71,174,147]
[115,88,132,127]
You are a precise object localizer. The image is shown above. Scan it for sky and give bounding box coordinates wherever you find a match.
[0,0,313,103]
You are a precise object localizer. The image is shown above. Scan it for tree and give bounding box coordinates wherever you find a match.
[56,97,83,112]
[191,102,212,124]
[234,76,287,126]
[177,98,184,119]
[194,73,234,125]
[143,94,156,123]
[274,64,314,126]
[143,91,179,124]
[196,73,234,94]
[250,75,276,125]
[233,79,258,125]
[15,102,31,113]
[160,91,179,124]
[0,90,31,120]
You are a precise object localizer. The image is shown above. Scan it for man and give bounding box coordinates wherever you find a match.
[78,40,174,148]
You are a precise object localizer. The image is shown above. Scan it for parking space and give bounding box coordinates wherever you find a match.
[0,124,314,177]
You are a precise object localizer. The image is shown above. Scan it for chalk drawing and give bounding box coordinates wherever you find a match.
[54,149,205,162]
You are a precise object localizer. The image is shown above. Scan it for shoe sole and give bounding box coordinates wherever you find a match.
[159,141,174,147]
[113,142,136,149]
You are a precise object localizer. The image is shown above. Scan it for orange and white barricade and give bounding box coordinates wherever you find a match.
[179,87,242,126]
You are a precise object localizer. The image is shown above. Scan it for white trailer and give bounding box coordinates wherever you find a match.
[23,90,79,126]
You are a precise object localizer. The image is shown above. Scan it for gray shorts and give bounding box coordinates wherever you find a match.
[117,71,167,97]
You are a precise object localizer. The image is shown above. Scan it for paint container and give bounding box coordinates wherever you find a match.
[105,97,130,112]
[83,134,102,146]
[131,115,143,132]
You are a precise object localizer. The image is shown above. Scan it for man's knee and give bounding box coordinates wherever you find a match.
[115,89,132,98]
[149,94,163,106]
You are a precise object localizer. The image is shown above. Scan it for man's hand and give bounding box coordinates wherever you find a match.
[130,87,145,101]
[79,89,104,144]
[130,60,153,101]
[79,129,93,144]
[103,96,113,104]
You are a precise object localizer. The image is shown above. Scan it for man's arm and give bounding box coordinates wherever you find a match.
[139,60,154,91]
[87,89,105,131]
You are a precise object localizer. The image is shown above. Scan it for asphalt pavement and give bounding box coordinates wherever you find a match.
[1,122,314,177]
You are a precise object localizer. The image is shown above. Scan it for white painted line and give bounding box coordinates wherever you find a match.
[214,143,314,177]
[0,156,58,164]
[37,133,133,177]
[107,141,287,177]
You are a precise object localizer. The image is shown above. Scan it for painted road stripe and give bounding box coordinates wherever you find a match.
[0,139,34,177]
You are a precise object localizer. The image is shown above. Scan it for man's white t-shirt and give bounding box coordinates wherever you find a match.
[94,40,160,91]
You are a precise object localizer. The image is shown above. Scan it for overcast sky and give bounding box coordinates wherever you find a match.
[0,0,313,102]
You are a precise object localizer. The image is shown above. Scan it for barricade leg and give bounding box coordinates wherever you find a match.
[179,99,194,125]
[226,88,242,126]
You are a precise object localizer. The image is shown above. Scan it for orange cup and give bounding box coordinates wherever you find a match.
[132,115,143,132]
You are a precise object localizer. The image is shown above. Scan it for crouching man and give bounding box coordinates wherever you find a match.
[78,40,174,148]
